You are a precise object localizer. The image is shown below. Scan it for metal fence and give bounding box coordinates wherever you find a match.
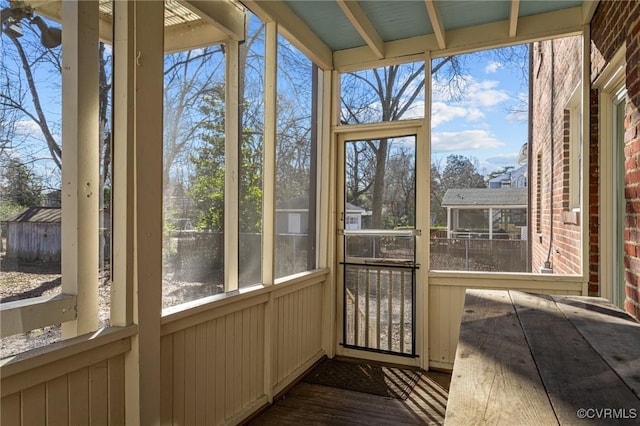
[430,238,528,272]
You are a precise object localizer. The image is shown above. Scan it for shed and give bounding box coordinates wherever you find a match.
[442,188,528,240]
[3,206,61,262]
[276,197,369,234]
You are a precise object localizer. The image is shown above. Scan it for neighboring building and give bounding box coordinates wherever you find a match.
[344,202,369,230]
[488,164,528,188]
[276,197,312,235]
[3,206,61,262]
[441,188,527,240]
[276,197,368,234]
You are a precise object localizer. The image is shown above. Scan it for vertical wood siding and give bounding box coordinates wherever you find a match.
[272,282,323,389]
[159,275,325,425]
[160,303,267,425]
[6,223,61,262]
[428,278,584,369]
[0,354,125,425]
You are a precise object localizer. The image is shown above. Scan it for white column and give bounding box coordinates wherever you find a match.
[112,1,164,423]
[489,208,494,240]
[61,0,99,338]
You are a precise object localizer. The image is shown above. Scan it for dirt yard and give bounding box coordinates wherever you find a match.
[0,251,226,359]
[0,255,112,359]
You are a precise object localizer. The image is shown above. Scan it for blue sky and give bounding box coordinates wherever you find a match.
[431,47,529,175]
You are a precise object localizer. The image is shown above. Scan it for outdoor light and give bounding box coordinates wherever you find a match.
[0,6,61,48]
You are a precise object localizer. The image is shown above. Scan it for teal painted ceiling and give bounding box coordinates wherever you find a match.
[281,0,585,52]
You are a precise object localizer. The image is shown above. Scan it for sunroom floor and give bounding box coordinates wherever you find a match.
[247,359,451,425]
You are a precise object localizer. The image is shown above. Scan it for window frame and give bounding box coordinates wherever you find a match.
[594,46,627,305]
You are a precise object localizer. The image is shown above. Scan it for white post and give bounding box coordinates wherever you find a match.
[61,0,99,338]
[489,207,494,240]
[447,207,452,239]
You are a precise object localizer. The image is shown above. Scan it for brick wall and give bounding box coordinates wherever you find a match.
[530,36,583,275]
[591,0,640,320]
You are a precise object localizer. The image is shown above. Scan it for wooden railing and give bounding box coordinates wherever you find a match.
[343,263,415,356]
[0,294,77,338]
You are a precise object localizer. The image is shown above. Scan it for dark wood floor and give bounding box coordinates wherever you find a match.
[248,366,451,425]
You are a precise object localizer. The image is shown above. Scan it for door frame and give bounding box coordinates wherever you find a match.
[333,119,429,368]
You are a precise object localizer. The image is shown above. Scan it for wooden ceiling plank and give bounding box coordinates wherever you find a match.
[336,0,384,59]
[424,0,446,50]
[509,0,520,38]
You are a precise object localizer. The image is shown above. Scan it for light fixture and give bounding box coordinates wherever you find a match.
[1,6,61,48]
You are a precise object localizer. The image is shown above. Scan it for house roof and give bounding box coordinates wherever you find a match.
[442,188,527,208]
[3,206,61,223]
[488,164,528,186]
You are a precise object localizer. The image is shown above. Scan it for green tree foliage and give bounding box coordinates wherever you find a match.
[430,154,486,226]
[189,84,226,232]
[0,157,43,207]
[188,83,263,233]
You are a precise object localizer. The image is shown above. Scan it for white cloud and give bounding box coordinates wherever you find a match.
[431,130,505,153]
[466,108,485,121]
[506,110,528,122]
[431,103,485,128]
[466,80,511,107]
[485,61,504,74]
[431,102,467,127]
[14,120,42,136]
[401,100,425,120]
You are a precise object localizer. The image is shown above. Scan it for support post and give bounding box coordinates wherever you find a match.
[61,0,99,338]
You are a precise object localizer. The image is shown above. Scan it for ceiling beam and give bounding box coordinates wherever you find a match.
[335,6,584,72]
[177,0,245,41]
[164,21,228,54]
[243,0,333,70]
[336,0,384,59]
[509,0,520,37]
[425,0,446,49]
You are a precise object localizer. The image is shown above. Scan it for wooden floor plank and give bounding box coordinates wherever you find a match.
[445,289,557,425]
[511,291,640,424]
[553,295,640,398]
[249,370,450,426]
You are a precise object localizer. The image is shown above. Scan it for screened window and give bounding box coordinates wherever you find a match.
[429,38,583,275]
[239,12,266,287]
[275,34,317,279]
[162,30,226,307]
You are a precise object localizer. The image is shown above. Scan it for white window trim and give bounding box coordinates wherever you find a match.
[594,45,626,303]
[566,84,582,211]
